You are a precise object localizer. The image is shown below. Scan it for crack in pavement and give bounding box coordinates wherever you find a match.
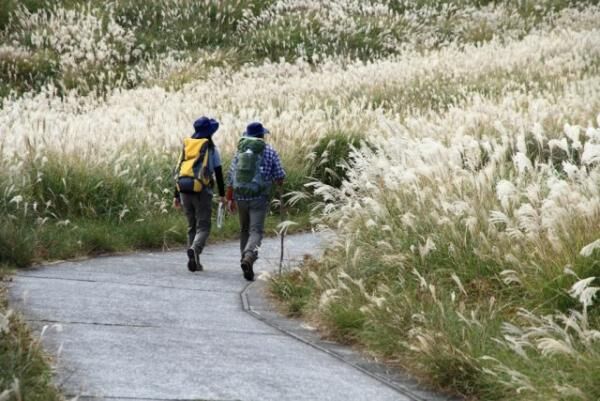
[27,318,284,337]
[73,396,241,401]
[14,274,240,294]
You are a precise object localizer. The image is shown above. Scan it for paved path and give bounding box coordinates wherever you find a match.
[9,233,420,401]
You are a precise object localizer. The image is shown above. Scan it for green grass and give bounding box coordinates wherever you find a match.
[308,130,366,189]
[270,221,600,400]
[0,267,63,401]
[0,205,311,268]
[270,265,317,317]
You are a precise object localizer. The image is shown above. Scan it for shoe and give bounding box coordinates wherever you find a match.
[196,251,203,272]
[187,248,197,272]
[241,254,255,281]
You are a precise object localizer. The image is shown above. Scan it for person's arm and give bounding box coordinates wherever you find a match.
[173,188,181,209]
[225,155,237,212]
[214,166,225,198]
[211,148,226,199]
[173,146,184,209]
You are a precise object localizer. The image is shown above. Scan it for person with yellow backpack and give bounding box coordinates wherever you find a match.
[173,117,226,272]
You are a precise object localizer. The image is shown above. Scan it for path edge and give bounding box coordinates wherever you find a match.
[241,279,459,401]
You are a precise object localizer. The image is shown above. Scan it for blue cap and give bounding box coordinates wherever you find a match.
[192,117,219,138]
[244,122,270,137]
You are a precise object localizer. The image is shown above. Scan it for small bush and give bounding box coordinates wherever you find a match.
[0,0,58,30]
[309,131,366,189]
[0,49,59,96]
[0,219,35,267]
[270,268,314,316]
[0,0,14,30]
[0,313,62,401]
[323,301,366,342]
[25,158,140,220]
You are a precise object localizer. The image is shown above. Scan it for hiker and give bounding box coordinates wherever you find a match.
[226,122,285,281]
[173,116,226,272]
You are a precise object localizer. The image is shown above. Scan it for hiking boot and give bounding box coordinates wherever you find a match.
[187,248,198,272]
[240,254,255,281]
[196,251,203,271]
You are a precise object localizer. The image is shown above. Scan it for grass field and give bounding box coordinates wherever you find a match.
[1,0,600,399]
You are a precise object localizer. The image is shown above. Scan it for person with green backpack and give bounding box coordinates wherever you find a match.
[173,117,226,272]
[226,122,286,281]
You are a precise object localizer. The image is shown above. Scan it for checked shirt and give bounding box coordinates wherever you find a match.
[227,144,286,201]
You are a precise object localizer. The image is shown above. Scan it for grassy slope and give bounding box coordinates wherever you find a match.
[270,236,600,400]
[1,0,592,98]
[0,267,63,400]
[1,0,599,399]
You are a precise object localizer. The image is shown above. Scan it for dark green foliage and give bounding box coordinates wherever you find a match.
[0,218,35,267]
[309,131,365,189]
[0,0,49,30]
[28,160,138,219]
[0,314,63,401]
[524,132,585,173]
[112,0,274,54]
[0,50,59,97]
[324,302,366,342]
[0,0,14,30]
[0,0,86,32]
[270,269,314,316]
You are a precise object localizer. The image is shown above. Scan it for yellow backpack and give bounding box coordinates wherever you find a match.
[175,137,212,193]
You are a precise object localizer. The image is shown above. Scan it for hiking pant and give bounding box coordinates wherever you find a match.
[237,197,269,262]
[181,190,213,254]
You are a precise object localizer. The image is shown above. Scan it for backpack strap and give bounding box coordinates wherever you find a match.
[192,139,211,183]
[173,144,185,181]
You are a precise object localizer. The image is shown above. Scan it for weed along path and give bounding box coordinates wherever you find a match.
[8,233,434,401]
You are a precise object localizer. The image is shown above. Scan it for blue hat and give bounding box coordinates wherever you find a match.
[244,122,270,137]
[192,117,219,138]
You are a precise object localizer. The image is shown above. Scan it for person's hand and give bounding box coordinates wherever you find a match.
[173,197,181,210]
[225,187,236,213]
[226,200,236,214]
[219,196,226,205]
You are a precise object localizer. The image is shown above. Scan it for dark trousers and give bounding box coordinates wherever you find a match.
[181,190,213,254]
[237,197,269,261]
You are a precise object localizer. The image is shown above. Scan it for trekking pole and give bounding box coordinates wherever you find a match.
[278,185,286,275]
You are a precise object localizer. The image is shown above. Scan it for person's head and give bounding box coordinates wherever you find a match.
[192,117,219,139]
[243,122,269,139]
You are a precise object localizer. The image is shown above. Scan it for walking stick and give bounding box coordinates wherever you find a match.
[279,185,285,275]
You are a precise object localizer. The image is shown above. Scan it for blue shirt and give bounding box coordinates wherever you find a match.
[207,147,222,173]
[227,144,285,200]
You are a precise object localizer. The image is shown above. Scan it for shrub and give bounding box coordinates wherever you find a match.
[0,49,58,96]
[0,219,35,267]
[308,131,366,189]
[270,268,314,317]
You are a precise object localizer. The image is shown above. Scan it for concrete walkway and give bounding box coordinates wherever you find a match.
[9,234,427,401]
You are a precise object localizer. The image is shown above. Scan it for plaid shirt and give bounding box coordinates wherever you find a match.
[227,144,286,201]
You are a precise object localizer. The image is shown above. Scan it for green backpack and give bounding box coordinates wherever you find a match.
[232,137,270,197]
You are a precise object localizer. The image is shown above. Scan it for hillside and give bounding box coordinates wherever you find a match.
[1,1,600,399]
